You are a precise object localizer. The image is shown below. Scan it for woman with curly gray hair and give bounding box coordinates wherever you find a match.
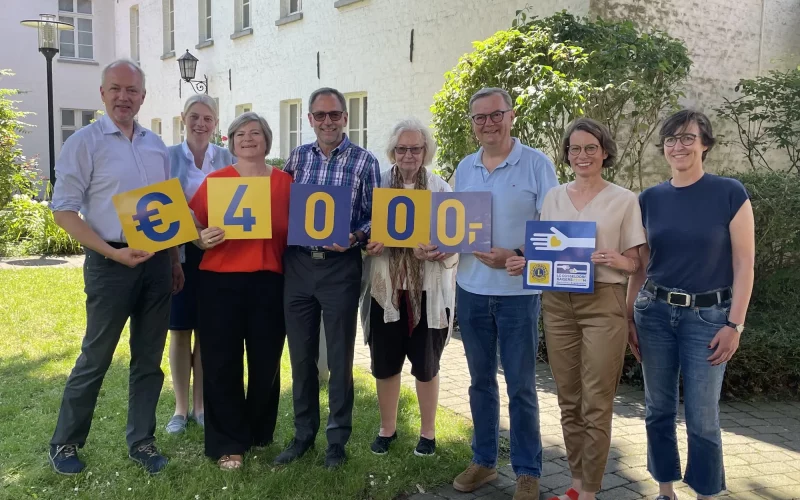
[363,118,458,458]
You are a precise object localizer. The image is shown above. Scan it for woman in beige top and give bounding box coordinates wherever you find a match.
[506,118,645,500]
[364,118,458,458]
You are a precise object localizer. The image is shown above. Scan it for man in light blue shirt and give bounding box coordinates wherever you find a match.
[451,88,558,499]
[48,59,182,476]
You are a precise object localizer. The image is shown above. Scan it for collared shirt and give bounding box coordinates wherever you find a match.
[181,141,216,200]
[50,114,170,243]
[283,134,380,237]
[454,138,559,296]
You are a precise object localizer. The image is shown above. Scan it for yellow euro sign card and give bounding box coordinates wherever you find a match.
[207,177,272,239]
[113,178,198,253]
[371,188,431,248]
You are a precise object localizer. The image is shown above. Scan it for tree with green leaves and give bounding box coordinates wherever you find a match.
[0,69,36,207]
[714,67,800,174]
[431,11,692,188]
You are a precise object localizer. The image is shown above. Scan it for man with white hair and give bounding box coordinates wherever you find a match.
[48,59,183,475]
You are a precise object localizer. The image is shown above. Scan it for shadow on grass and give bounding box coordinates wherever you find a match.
[0,349,473,500]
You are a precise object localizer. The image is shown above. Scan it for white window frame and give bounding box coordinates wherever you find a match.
[163,0,175,54]
[151,118,162,138]
[61,109,96,144]
[130,6,140,64]
[199,0,213,42]
[235,103,252,116]
[58,0,94,60]
[239,0,251,30]
[345,93,368,148]
[173,116,185,145]
[288,0,302,15]
[280,99,303,158]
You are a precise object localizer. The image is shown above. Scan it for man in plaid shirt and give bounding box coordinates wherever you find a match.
[275,87,380,469]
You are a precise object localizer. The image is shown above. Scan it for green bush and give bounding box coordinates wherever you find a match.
[721,170,800,399]
[0,195,82,256]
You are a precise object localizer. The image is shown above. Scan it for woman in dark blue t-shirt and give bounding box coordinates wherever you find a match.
[625,110,755,500]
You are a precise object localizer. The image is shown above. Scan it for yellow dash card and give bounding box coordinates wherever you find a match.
[207,177,272,239]
[113,178,198,252]
[371,188,431,248]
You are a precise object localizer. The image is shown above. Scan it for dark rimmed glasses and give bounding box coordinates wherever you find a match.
[394,146,425,156]
[311,111,345,122]
[470,109,512,125]
[664,133,697,147]
[568,144,600,156]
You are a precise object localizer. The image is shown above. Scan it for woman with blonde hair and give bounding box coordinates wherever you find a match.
[165,94,234,434]
[364,118,458,457]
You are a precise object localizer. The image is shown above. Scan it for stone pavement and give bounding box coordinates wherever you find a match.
[0,254,84,269]
[353,328,800,500]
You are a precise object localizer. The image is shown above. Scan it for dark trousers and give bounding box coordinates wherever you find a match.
[51,249,172,453]
[283,246,362,447]
[197,270,285,460]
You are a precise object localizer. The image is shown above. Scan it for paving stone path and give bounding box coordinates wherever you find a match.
[5,255,800,499]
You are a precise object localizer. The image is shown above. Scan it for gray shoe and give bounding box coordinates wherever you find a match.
[165,415,188,434]
[191,411,204,429]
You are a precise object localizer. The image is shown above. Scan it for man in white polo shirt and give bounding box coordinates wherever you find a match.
[452,87,558,500]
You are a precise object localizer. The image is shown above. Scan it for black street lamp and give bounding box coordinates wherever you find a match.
[20,14,74,190]
[177,50,208,97]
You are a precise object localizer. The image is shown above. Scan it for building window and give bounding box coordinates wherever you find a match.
[235,0,251,31]
[163,0,175,55]
[198,0,212,42]
[280,100,302,157]
[61,109,96,144]
[173,117,185,144]
[289,0,302,14]
[235,103,252,116]
[151,118,162,138]
[58,0,93,60]
[130,6,140,64]
[345,93,367,148]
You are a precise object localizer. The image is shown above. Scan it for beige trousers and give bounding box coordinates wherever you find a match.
[542,283,628,493]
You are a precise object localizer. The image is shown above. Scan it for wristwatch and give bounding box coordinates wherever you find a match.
[726,321,745,333]
[513,248,524,257]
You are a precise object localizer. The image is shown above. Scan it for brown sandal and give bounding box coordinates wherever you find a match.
[217,454,243,470]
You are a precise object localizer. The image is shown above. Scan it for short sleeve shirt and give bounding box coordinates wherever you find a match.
[189,166,292,273]
[541,183,646,284]
[639,173,749,293]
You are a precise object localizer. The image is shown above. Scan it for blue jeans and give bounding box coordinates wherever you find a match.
[634,285,730,497]
[456,285,543,478]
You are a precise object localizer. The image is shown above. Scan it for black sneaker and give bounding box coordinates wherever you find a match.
[414,436,436,457]
[324,444,346,469]
[128,443,168,474]
[370,432,398,455]
[273,438,314,465]
[48,444,85,475]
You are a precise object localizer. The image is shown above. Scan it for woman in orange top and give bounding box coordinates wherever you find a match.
[188,112,291,470]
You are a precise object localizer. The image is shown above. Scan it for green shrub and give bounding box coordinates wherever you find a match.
[0,195,81,256]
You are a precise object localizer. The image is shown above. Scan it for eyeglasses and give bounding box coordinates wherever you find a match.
[311,111,344,122]
[568,144,600,156]
[663,134,697,147]
[470,109,512,125]
[395,146,425,156]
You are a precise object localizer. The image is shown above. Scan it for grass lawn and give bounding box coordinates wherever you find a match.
[0,267,474,500]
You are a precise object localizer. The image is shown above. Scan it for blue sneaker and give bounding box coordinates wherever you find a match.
[48,444,85,475]
[128,443,168,474]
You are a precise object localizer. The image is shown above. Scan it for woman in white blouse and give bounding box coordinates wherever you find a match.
[165,94,234,434]
[364,118,458,458]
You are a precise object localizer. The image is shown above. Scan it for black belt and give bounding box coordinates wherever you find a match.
[295,246,354,260]
[644,280,731,308]
[106,241,128,249]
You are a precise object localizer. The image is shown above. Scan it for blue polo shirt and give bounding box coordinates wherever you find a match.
[454,138,559,296]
